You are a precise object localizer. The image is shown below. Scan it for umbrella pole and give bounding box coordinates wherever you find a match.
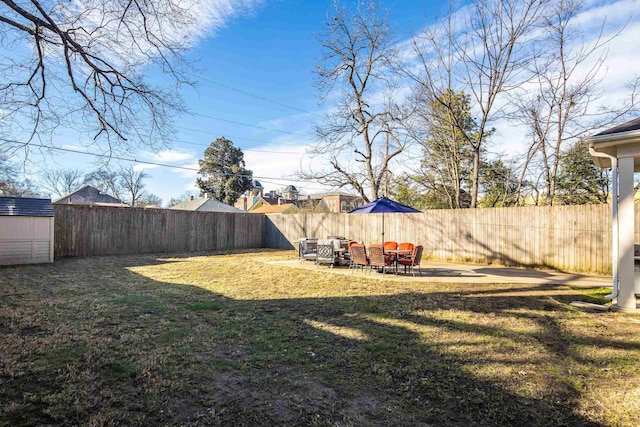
[382,212,385,250]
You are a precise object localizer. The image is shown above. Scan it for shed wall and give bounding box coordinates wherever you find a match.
[0,216,54,265]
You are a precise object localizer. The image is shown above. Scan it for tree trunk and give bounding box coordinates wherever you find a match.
[470,147,480,208]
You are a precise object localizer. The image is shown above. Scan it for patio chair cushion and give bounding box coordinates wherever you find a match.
[299,238,318,261]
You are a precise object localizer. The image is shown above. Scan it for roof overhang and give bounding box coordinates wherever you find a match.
[587,127,640,172]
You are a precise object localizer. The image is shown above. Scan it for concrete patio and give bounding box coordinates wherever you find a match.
[269,258,612,288]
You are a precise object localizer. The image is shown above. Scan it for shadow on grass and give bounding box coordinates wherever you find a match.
[0,253,632,426]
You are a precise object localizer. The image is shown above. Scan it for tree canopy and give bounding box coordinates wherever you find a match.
[556,141,609,205]
[0,154,39,197]
[0,0,200,159]
[415,90,479,209]
[297,0,407,202]
[196,137,253,206]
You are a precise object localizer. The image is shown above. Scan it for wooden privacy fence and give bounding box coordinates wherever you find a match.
[54,205,265,257]
[265,204,630,275]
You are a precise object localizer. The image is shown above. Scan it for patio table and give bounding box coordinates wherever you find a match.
[383,249,413,274]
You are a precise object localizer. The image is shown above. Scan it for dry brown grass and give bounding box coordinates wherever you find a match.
[1,249,639,426]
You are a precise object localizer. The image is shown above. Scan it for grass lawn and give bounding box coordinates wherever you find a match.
[1,250,639,426]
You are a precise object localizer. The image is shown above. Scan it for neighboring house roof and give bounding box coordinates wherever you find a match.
[169,197,244,213]
[248,196,284,210]
[53,185,126,206]
[249,203,300,214]
[0,196,54,217]
[259,196,280,205]
[313,200,330,213]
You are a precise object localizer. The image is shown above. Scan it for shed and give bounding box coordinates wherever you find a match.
[0,196,55,265]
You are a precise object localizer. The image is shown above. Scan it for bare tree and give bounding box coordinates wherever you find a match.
[407,0,546,207]
[167,190,195,207]
[117,166,149,206]
[39,168,86,197]
[297,0,408,202]
[84,168,121,200]
[0,153,39,196]
[135,192,162,208]
[511,0,639,205]
[0,0,201,160]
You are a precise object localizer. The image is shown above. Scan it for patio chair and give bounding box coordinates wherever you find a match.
[369,244,394,274]
[398,242,414,260]
[338,239,352,266]
[298,238,318,263]
[397,245,424,276]
[316,240,338,268]
[383,241,398,265]
[349,242,370,273]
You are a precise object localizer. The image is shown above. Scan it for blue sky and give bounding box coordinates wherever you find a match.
[143,0,435,200]
[39,0,440,203]
[10,0,640,205]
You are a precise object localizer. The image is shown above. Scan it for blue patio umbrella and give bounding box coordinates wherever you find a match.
[349,196,421,245]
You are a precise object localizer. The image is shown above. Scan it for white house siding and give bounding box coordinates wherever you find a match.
[0,216,54,265]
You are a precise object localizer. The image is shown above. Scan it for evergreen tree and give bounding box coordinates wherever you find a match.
[417,89,485,209]
[556,141,609,205]
[196,137,253,205]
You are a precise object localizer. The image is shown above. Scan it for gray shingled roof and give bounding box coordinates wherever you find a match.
[169,197,244,213]
[595,117,640,136]
[0,196,54,217]
[53,185,124,205]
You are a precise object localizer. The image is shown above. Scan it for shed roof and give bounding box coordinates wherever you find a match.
[0,196,54,217]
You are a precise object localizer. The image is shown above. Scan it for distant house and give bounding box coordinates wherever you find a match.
[249,203,300,214]
[248,196,278,211]
[234,182,364,213]
[234,180,265,211]
[0,196,54,265]
[170,196,244,213]
[282,185,299,201]
[300,192,365,213]
[53,185,128,207]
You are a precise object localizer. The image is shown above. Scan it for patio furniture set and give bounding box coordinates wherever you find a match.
[298,237,423,276]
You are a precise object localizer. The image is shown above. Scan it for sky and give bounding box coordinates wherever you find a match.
[7,0,640,205]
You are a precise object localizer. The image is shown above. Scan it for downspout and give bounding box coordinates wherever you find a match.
[589,147,618,300]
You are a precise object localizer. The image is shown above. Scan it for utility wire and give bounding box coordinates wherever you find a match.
[182,115,310,138]
[3,139,336,193]
[189,72,324,118]
[172,136,305,155]
[4,139,617,188]
[3,140,330,191]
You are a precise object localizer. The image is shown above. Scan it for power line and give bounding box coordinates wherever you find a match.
[4,139,619,195]
[182,114,310,138]
[189,72,323,118]
[173,137,305,155]
[2,140,328,190]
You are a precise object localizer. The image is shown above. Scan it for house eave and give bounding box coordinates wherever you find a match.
[587,128,640,172]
